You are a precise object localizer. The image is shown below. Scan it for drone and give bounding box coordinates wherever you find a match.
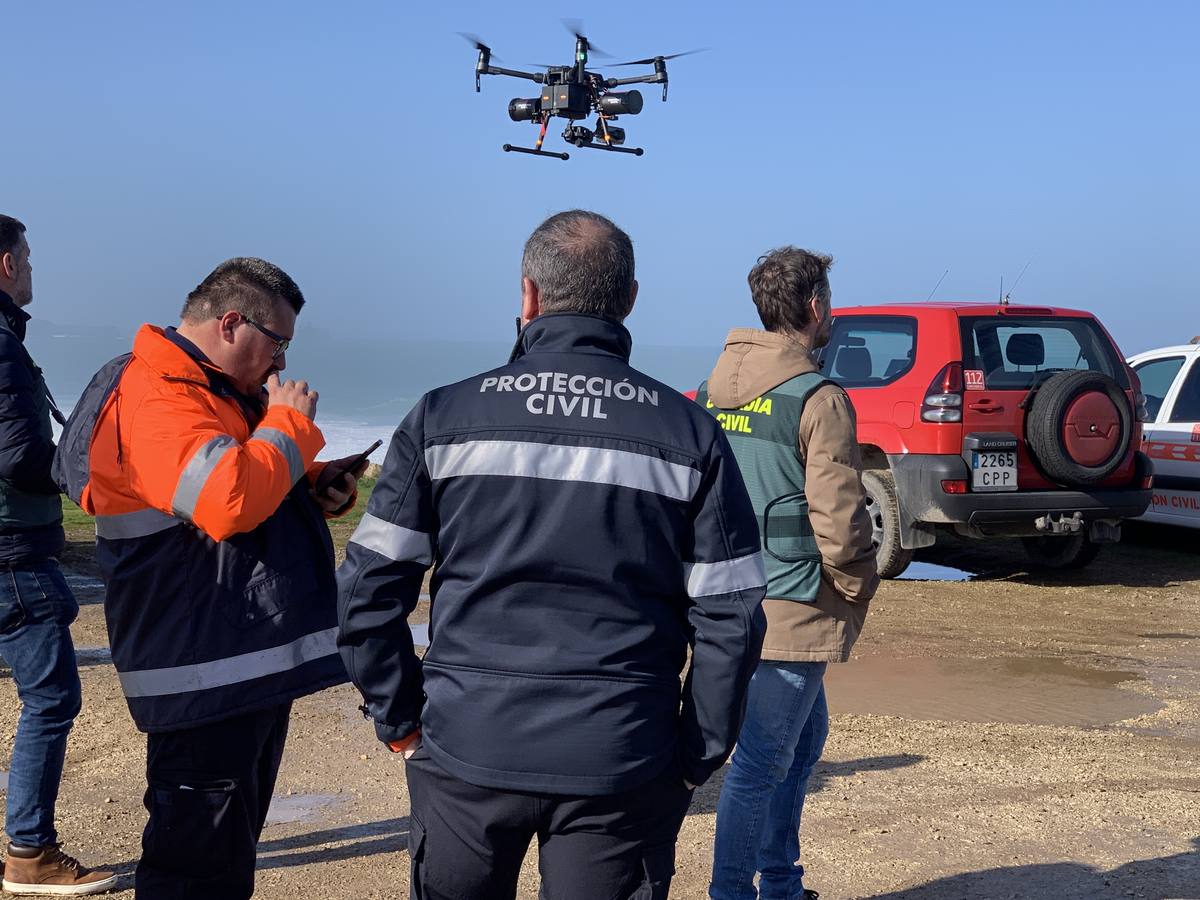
[460,23,705,160]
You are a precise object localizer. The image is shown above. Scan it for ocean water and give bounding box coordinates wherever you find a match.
[319,417,394,464]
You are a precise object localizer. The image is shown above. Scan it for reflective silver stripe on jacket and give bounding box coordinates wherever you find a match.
[95,507,182,540]
[424,440,701,502]
[349,513,433,565]
[249,427,306,485]
[117,627,339,698]
[171,434,237,519]
[684,552,767,598]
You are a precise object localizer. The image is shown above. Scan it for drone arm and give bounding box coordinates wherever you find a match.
[602,73,664,87]
[485,65,546,84]
[603,71,668,100]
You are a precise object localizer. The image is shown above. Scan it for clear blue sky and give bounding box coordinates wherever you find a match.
[8,0,1198,356]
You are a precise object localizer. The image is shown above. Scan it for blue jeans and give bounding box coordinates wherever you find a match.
[0,559,82,848]
[710,660,829,900]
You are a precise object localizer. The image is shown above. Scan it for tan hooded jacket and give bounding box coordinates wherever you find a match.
[707,328,879,662]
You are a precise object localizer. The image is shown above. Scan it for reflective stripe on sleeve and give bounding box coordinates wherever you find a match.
[424,440,701,502]
[116,627,338,698]
[249,427,306,485]
[683,552,767,598]
[348,513,434,565]
[95,507,182,540]
[171,434,237,520]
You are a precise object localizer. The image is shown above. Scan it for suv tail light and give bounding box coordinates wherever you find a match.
[921,363,964,423]
[1126,365,1150,422]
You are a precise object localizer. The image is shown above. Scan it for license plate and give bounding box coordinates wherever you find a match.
[971,450,1017,492]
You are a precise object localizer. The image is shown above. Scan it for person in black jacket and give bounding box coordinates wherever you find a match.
[0,215,116,893]
[337,209,768,900]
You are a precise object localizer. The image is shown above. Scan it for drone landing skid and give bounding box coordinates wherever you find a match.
[502,144,570,160]
[576,142,644,156]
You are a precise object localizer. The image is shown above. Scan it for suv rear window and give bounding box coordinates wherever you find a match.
[821,316,917,388]
[959,317,1127,390]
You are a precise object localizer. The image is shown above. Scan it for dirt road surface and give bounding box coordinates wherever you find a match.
[3,519,1197,899]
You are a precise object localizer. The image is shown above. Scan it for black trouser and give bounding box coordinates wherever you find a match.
[135,702,292,899]
[405,746,694,900]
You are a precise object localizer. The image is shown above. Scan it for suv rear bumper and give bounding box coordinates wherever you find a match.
[889,451,1153,535]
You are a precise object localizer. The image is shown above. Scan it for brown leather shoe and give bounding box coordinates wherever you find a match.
[2,843,117,895]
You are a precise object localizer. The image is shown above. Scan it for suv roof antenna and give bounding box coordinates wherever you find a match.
[1002,259,1032,305]
[925,268,949,302]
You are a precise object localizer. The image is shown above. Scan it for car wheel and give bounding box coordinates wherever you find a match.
[862,469,914,579]
[1020,534,1103,569]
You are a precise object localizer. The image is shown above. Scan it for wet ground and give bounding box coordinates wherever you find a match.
[827,655,1163,727]
[1,524,1198,898]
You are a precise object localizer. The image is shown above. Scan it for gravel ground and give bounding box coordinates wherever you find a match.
[2,516,1197,899]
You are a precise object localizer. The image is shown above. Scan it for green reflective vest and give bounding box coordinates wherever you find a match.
[696,372,831,601]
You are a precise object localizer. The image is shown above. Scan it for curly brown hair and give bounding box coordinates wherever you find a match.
[748,246,833,334]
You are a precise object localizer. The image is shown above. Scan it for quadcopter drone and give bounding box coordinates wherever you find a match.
[461,24,705,161]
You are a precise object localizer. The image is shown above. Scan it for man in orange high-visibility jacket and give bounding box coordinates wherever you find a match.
[54,258,362,900]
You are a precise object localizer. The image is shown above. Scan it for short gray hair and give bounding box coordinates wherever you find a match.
[521,210,636,320]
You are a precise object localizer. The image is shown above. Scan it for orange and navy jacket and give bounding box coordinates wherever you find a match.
[55,324,348,732]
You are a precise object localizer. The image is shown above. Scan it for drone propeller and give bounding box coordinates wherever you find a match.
[457,32,503,62]
[607,48,709,66]
[561,19,612,58]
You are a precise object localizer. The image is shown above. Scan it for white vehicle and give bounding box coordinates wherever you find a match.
[1127,340,1200,528]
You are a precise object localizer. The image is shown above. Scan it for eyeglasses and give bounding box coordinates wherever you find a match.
[241,316,291,359]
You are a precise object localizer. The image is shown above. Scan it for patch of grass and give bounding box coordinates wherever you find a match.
[61,500,93,533]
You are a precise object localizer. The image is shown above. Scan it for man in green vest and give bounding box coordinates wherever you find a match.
[701,247,878,900]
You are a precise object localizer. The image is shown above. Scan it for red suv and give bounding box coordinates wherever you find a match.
[813,302,1151,577]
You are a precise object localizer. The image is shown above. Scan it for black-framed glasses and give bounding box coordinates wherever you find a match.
[241,316,291,359]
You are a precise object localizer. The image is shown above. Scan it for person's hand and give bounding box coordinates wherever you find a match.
[312,452,371,513]
[266,373,318,420]
[316,453,372,491]
[388,730,422,760]
[400,733,422,760]
[312,471,356,514]
[684,780,697,791]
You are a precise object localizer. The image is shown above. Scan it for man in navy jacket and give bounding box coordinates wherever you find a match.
[0,215,115,893]
[337,210,767,900]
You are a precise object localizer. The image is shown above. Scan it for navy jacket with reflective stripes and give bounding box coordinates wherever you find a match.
[56,326,347,732]
[337,313,767,795]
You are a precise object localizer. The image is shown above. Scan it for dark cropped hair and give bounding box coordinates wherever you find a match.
[0,215,27,257]
[748,247,834,334]
[181,257,305,323]
[522,210,636,321]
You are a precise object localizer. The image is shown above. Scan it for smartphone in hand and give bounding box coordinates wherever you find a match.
[315,440,383,493]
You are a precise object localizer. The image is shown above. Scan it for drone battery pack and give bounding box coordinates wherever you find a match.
[540,82,590,118]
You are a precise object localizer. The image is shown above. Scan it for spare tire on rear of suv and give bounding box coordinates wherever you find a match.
[1025,370,1132,487]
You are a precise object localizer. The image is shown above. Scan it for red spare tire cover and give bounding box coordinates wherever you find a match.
[1061,391,1122,467]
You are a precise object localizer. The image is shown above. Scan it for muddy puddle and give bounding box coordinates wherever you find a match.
[826,656,1162,727]
[265,793,346,826]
